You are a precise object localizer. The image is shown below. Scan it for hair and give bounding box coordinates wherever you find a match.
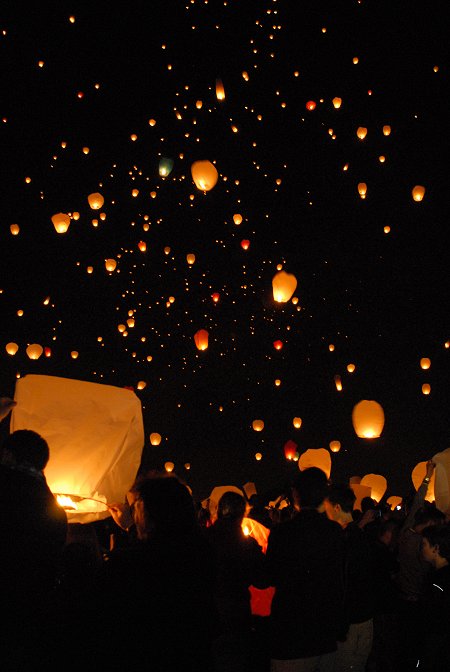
[361,496,377,513]
[0,429,50,470]
[133,473,197,536]
[217,491,246,521]
[291,467,328,508]
[326,483,356,514]
[414,505,446,529]
[422,523,450,561]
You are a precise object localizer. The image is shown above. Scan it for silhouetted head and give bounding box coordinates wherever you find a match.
[217,490,246,522]
[291,467,328,510]
[0,429,50,471]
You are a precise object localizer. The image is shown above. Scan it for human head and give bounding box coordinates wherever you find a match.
[0,429,50,471]
[324,483,356,526]
[361,496,377,513]
[217,490,246,522]
[291,467,328,510]
[413,505,446,533]
[422,523,450,567]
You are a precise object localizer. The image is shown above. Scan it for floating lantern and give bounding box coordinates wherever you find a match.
[164,461,175,473]
[306,100,316,111]
[422,383,431,395]
[299,448,331,480]
[332,97,342,109]
[252,419,264,432]
[51,212,71,233]
[329,440,341,453]
[357,127,368,140]
[150,433,162,446]
[233,214,243,225]
[44,347,52,357]
[138,241,147,252]
[194,329,209,351]
[420,358,431,370]
[382,125,391,136]
[26,343,43,360]
[334,375,342,391]
[255,452,262,461]
[211,293,220,303]
[10,224,20,235]
[215,78,225,100]
[70,351,79,359]
[241,239,250,250]
[352,400,385,438]
[88,192,104,209]
[360,473,387,503]
[347,363,356,373]
[358,183,367,199]
[412,185,425,202]
[6,342,19,356]
[386,496,402,510]
[136,381,147,390]
[158,157,174,177]
[186,253,196,265]
[191,160,219,191]
[272,270,297,302]
[105,259,117,272]
[284,439,298,460]
[293,417,302,429]
[273,340,283,350]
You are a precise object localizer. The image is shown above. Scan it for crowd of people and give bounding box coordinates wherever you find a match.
[1,396,449,671]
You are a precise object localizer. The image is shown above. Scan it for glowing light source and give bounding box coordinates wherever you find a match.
[352,400,385,438]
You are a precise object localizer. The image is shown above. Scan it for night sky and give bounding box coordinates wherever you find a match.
[1,0,449,502]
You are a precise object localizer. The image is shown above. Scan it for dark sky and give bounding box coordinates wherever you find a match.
[1,0,449,502]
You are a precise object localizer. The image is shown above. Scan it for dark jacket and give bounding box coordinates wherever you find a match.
[342,522,376,626]
[266,508,346,659]
[417,564,450,671]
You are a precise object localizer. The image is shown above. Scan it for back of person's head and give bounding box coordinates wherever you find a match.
[134,473,197,537]
[414,505,446,530]
[292,467,328,509]
[361,496,377,513]
[422,523,450,561]
[326,483,356,514]
[217,490,246,521]
[0,429,50,471]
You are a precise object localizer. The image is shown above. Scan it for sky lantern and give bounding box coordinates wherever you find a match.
[293,417,302,429]
[352,400,385,438]
[420,358,431,369]
[386,496,402,510]
[252,419,264,432]
[412,185,425,201]
[273,340,283,350]
[255,452,262,461]
[332,97,342,109]
[87,192,104,209]
[164,461,175,473]
[360,473,387,502]
[186,253,196,265]
[334,375,342,391]
[70,351,79,359]
[6,342,19,356]
[358,183,367,199]
[233,214,243,225]
[211,292,220,303]
[150,432,162,446]
[138,241,147,252]
[422,383,431,395]
[306,100,316,111]
[51,212,71,233]
[412,461,435,502]
[241,239,250,250]
[191,160,219,191]
[44,347,52,357]
[284,439,298,460]
[158,157,174,177]
[299,448,331,480]
[26,343,43,360]
[194,329,209,351]
[382,125,391,136]
[136,381,147,390]
[272,270,297,302]
[215,78,225,100]
[329,440,341,453]
[356,126,368,140]
[10,223,20,235]
[347,363,356,373]
[105,259,117,272]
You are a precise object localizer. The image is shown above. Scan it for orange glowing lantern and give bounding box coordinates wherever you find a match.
[186,253,196,265]
[70,351,79,359]
[255,452,262,461]
[88,192,104,210]
[10,224,20,235]
[194,329,209,351]
[356,127,368,140]
[412,185,425,202]
[252,419,264,432]
[420,358,431,370]
[386,496,402,510]
[6,342,19,356]
[412,461,435,502]
[360,474,387,503]
[352,400,385,438]
[191,160,219,191]
[334,375,342,391]
[293,417,302,429]
[215,78,225,100]
[26,343,43,360]
[422,384,431,395]
[382,125,391,136]
[351,484,372,511]
[164,461,175,473]
[329,440,341,453]
[241,239,250,250]
[272,270,298,303]
[306,101,316,111]
[299,448,331,480]
[105,259,117,272]
[150,432,162,446]
[51,212,71,233]
[44,347,52,358]
[284,439,298,460]
[347,363,356,373]
[211,293,220,303]
[233,214,243,225]
[138,241,147,252]
[273,340,283,350]
[358,183,367,199]
[332,97,342,109]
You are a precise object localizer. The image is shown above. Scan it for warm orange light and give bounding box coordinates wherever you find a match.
[352,400,385,438]
[26,343,43,360]
[358,182,367,199]
[211,293,220,303]
[105,259,117,272]
[293,417,302,429]
[233,214,243,225]
[422,383,431,395]
[334,375,342,391]
[215,78,225,100]
[273,340,283,350]
[420,358,431,370]
[186,253,196,265]
[347,363,356,373]
[51,212,71,233]
[88,192,104,210]
[272,270,297,303]
[329,440,341,453]
[6,342,19,356]
[357,127,368,140]
[138,241,147,252]
[252,419,264,432]
[332,97,342,109]
[412,185,425,202]
[150,432,162,446]
[241,239,250,250]
[306,100,316,111]
[194,329,209,351]
[382,125,391,136]
[191,160,219,191]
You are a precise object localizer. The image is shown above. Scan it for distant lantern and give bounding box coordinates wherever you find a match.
[51,212,71,233]
[293,417,302,429]
[215,78,225,100]
[386,496,403,511]
[105,259,117,272]
[334,375,343,391]
[88,192,104,209]
[138,241,147,252]
[6,342,19,356]
[194,329,209,351]
[273,340,283,350]
[347,363,356,373]
[357,127,368,140]
[164,461,175,473]
[10,224,20,235]
[159,157,174,177]
[150,432,162,446]
[44,347,52,358]
[184,463,191,470]
[26,343,43,360]
[382,125,391,136]
[137,381,147,390]
[233,214,243,225]
[329,440,341,453]
[306,100,316,111]
[241,239,250,250]
[332,97,342,109]
[420,358,431,370]
[274,379,281,387]
[412,185,425,202]
[186,253,196,265]
[191,160,219,191]
[255,452,262,461]
[358,183,367,199]
[252,419,264,432]
[284,439,298,460]
[272,270,297,303]
[329,344,335,352]
[352,400,385,438]
[70,351,79,359]
[360,473,387,503]
[211,292,220,303]
[164,246,171,255]
[422,383,431,395]
[195,100,203,109]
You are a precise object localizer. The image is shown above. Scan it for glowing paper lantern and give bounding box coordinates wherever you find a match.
[306,101,316,111]
[332,97,342,109]
[329,440,341,453]
[350,484,371,511]
[241,239,250,250]
[352,400,385,438]
[284,439,298,460]
[422,384,431,395]
[334,375,342,391]
[299,448,331,480]
[347,363,356,373]
[51,212,71,233]
[420,358,431,370]
[360,474,387,503]
[358,183,367,199]
[255,452,262,461]
[164,461,174,473]
[191,160,219,191]
[138,241,147,252]
[273,340,283,350]
[136,381,147,390]
[158,157,174,177]
[382,125,391,136]
[252,419,264,432]
[386,496,402,510]
[432,447,450,515]
[10,224,20,235]
[412,461,435,503]
[412,185,425,202]
[293,417,302,429]
[186,253,196,265]
[26,344,43,360]
[356,127,368,140]
[6,342,19,356]
[150,432,162,446]
[233,214,243,225]
[272,270,297,303]
[70,351,79,359]
[211,293,220,303]
[88,192,104,209]
[194,329,209,351]
[215,78,225,100]
[105,259,117,272]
